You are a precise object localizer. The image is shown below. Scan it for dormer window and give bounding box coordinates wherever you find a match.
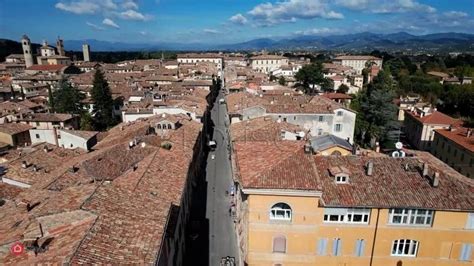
[335,174,349,184]
[329,166,350,184]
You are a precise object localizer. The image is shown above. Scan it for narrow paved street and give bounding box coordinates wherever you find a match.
[206,88,239,265]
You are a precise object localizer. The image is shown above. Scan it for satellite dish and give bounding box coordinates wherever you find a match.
[395,142,403,150]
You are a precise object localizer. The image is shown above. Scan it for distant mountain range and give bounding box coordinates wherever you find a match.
[2,32,474,53]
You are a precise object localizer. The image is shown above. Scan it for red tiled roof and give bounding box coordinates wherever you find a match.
[335,55,381,60]
[26,64,67,71]
[234,142,474,210]
[322,93,352,100]
[0,123,32,135]
[405,110,458,125]
[231,117,304,142]
[434,127,474,153]
[0,118,203,264]
[315,156,474,210]
[234,141,321,190]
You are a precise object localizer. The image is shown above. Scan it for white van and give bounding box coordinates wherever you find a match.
[208,140,217,150]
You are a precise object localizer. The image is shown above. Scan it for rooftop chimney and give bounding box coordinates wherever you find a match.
[432,172,440,188]
[69,166,77,173]
[422,163,429,177]
[21,161,28,169]
[467,129,472,138]
[304,144,312,154]
[32,164,38,172]
[366,161,373,176]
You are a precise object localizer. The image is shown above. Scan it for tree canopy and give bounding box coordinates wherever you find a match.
[91,69,116,130]
[50,79,84,114]
[294,62,332,94]
[351,70,399,148]
[336,84,349,94]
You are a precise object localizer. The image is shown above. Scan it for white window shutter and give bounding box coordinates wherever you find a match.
[466,213,474,229]
[337,239,343,256]
[461,244,473,261]
[354,240,361,256]
[332,239,338,256]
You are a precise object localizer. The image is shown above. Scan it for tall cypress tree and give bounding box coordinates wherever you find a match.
[91,69,114,130]
[48,87,55,112]
[52,79,84,114]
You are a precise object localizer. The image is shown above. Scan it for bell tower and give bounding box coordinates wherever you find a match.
[56,36,65,56]
[21,34,34,67]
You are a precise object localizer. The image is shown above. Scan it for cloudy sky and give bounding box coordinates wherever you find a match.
[0,0,473,44]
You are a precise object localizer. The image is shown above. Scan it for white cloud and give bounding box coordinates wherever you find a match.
[117,9,152,21]
[55,0,152,22]
[443,11,468,18]
[229,13,248,25]
[140,31,147,36]
[335,0,435,14]
[101,0,118,10]
[122,0,138,9]
[203,29,220,34]
[55,1,101,14]
[86,21,105,30]
[102,18,120,28]
[294,27,343,35]
[247,0,344,26]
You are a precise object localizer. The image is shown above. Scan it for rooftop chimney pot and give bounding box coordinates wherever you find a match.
[432,172,440,187]
[366,161,374,176]
[422,163,429,177]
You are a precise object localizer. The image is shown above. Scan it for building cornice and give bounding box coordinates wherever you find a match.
[242,188,322,197]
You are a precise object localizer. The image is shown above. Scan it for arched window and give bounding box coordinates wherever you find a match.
[270,203,292,221]
[157,124,161,129]
[331,150,342,156]
[168,124,172,129]
[273,235,286,253]
[391,239,419,257]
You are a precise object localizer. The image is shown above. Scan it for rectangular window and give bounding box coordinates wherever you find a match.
[354,239,365,257]
[466,213,474,229]
[337,111,343,116]
[35,134,40,139]
[460,243,472,261]
[317,238,328,255]
[319,116,324,122]
[335,124,342,132]
[324,208,370,224]
[391,239,418,257]
[332,238,342,256]
[388,209,434,226]
[317,129,323,136]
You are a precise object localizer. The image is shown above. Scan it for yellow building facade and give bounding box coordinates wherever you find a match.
[232,142,474,266]
[241,192,474,266]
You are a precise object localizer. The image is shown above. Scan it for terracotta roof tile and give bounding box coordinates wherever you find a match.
[434,127,474,153]
[26,64,68,71]
[231,117,304,142]
[0,123,32,135]
[235,142,474,210]
[315,156,474,210]
[405,110,458,125]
